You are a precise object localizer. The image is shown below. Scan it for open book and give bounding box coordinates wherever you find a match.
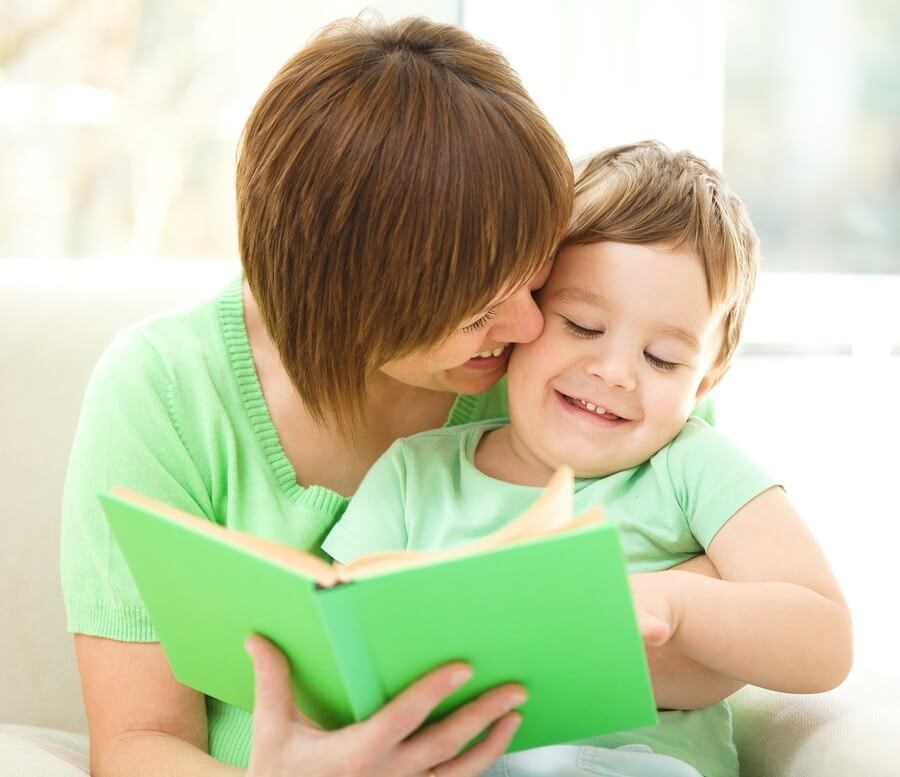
[99,467,658,752]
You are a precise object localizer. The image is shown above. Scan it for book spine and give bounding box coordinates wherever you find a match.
[314,583,387,721]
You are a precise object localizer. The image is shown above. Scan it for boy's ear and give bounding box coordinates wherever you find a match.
[694,367,724,403]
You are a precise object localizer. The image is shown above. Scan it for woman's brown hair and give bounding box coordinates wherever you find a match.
[237,16,573,434]
[566,140,759,378]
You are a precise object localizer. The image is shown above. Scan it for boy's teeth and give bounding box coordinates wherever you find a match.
[577,398,609,416]
[473,345,506,359]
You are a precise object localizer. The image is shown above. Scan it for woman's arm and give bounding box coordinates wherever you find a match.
[633,487,853,693]
[75,636,240,777]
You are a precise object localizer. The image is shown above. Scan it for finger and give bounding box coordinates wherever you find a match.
[244,634,317,729]
[359,662,475,750]
[431,712,523,777]
[638,614,672,647]
[398,683,527,771]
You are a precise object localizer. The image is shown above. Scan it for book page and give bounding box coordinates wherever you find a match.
[110,487,340,587]
[337,467,604,582]
[111,467,603,589]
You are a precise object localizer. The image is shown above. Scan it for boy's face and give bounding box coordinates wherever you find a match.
[506,241,724,478]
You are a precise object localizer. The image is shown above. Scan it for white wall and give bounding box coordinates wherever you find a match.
[464,1,726,165]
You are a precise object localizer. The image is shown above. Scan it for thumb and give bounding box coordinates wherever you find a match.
[245,634,320,729]
[637,614,672,647]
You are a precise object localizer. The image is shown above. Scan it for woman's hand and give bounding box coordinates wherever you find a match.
[244,635,525,777]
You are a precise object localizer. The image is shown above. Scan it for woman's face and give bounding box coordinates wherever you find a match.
[379,262,553,395]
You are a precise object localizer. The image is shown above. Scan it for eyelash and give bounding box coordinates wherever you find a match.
[562,318,679,372]
[460,308,497,333]
[563,319,601,338]
[644,353,678,372]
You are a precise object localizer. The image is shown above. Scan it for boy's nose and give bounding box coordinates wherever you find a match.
[587,349,637,392]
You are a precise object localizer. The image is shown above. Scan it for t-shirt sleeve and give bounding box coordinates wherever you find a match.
[321,441,409,563]
[663,420,782,550]
[60,328,213,642]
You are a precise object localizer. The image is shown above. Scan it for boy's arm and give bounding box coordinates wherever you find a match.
[643,554,746,709]
[644,642,744,710]
[634,486,853,693]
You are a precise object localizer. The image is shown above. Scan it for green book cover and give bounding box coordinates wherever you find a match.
[99,478,658,752]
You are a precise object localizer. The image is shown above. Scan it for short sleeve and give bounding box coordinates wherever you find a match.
[60,328,212,641]
[663,419,781,550]
[321,442,409,563]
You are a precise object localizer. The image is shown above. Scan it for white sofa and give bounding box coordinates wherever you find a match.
[1,258,897,776]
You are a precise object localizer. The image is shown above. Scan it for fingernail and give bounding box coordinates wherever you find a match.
[505,712,523,732]
[449,667,474,688]
[506,691,528,709]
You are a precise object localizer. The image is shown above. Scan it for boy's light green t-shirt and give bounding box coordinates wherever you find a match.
[323,418,779,777]
[59,279,508,767]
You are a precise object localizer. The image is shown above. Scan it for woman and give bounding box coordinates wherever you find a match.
[61,16,738,777]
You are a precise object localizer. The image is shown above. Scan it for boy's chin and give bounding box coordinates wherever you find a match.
[570,463,619,479]
[566,450,649,479]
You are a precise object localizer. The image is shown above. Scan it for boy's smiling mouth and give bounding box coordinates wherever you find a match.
[557,390,629,422]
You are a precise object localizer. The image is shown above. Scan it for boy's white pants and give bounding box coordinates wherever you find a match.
[486,744,703,777]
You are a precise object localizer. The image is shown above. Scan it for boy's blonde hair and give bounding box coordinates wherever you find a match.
[566,140,759,378]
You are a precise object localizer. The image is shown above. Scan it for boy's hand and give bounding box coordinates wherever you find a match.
[629,572,684,647]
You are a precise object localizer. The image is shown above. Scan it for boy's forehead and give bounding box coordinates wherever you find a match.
[551,286,606,306]
[547,241,708,303]
[545,244,722,350]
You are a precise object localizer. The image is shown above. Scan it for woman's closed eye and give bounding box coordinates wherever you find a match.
[460,308,497,333]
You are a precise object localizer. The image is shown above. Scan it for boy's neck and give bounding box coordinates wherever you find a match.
[475,425,559,487]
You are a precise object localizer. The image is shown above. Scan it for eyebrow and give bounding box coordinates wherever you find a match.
[656,325,701,351]
[553,287,702,351]
[554,287,607,307]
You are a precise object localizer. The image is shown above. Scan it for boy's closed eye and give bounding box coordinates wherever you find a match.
[561,317,682,372]
[562,317,603,338]
[644,353,680,372]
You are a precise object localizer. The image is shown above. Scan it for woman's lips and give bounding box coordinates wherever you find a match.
[465,344,510,370]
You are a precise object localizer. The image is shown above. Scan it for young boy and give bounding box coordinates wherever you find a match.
[322,141,852,777]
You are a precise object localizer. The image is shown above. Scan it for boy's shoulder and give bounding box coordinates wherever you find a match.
[672,415,726,443]
[389,419,505,467]
[361,419,505,495]
[674,415,715,440]
[661,416,737,463]
[398,418,504,449]
[659,415,772,490]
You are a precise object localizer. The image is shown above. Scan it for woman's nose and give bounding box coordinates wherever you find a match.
[492,288,544,344]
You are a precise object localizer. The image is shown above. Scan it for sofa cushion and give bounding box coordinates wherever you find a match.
[0,724,89,775]
[731,668,899,777]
